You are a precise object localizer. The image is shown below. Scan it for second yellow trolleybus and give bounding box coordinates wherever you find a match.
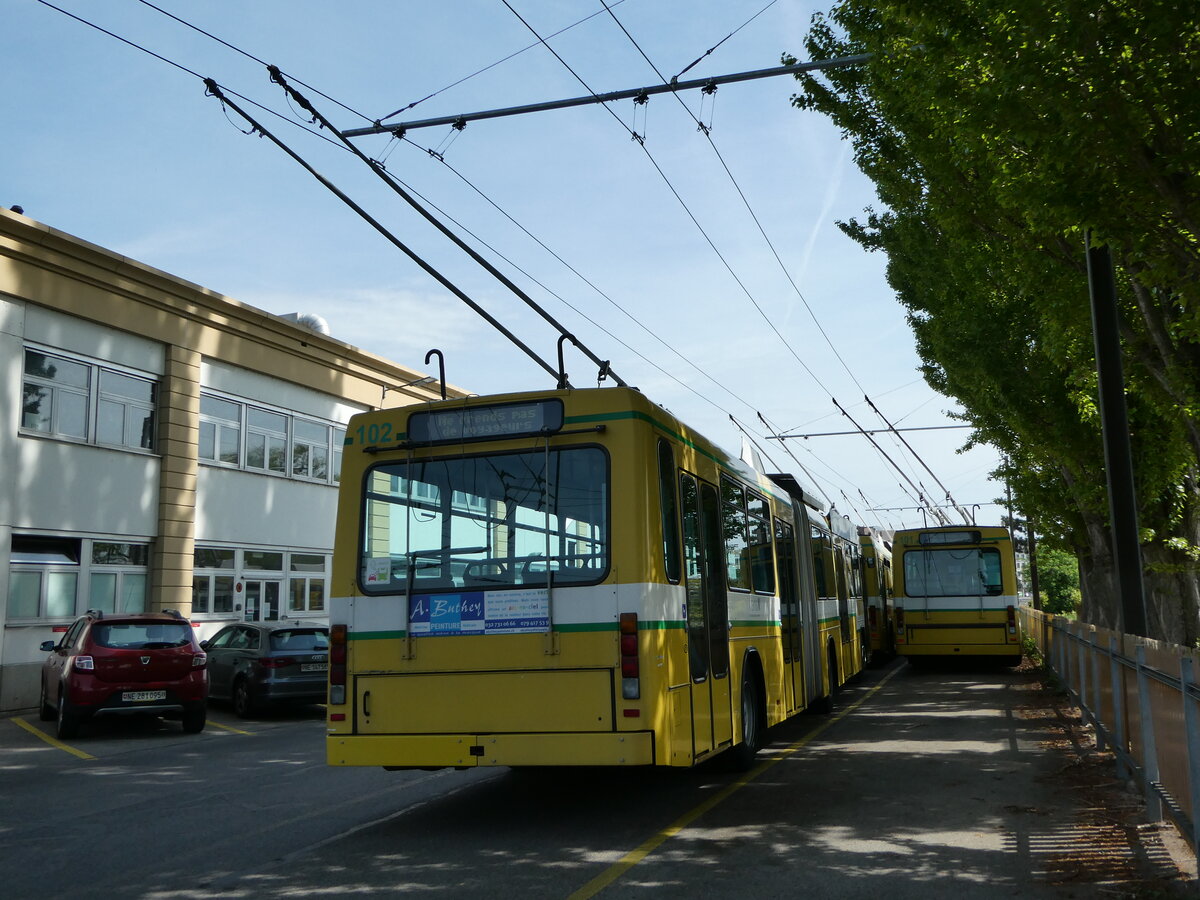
[892,524,1024,666]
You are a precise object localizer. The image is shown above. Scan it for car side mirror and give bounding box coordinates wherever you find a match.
[40,640,56,652]
[199,640,210,650]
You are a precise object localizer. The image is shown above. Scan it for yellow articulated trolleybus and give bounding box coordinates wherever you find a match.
[325,386,865,770]
[858,527,895,665]
[891,525,1025,666]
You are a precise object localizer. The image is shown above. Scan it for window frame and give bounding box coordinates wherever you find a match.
[20,347,158,453]
[197,391,347,485]
[7,535,150,622]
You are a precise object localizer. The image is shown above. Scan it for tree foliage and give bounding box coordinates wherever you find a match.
[1037,547,1083,616]
[790,0,1200,644]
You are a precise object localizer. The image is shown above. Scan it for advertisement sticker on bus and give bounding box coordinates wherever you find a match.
[408,589,549,636]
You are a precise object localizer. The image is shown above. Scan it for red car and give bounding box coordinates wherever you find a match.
[40,609,208,739]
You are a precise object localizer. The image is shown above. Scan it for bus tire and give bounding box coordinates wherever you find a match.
[728,665,764,771]
[811,642,840,715]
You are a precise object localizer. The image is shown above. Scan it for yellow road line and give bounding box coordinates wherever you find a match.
[206,719,254,735]
[11,716,95,760]
[567,665,904,900]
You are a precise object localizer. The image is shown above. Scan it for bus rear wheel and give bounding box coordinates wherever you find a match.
[728,669,764,771]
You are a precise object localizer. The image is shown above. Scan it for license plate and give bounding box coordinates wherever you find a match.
[301,663,328,673]
[123,690,166,702]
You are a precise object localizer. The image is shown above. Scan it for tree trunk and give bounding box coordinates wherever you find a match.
[1141,543,1200,647]
[1076,516,1118,631]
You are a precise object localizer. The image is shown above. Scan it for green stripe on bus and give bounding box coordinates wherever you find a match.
[348,630,407,640]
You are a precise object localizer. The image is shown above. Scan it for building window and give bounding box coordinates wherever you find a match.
[88,542,149,614]
[21,349,156,451]
[198,392,347,485]
[191,546,328,619]
[289,553,327,613]
[247,408,288,474]
[332,427,346,483]
[8,535,149,620]
[199,395,241,465]
[292,419,329,480]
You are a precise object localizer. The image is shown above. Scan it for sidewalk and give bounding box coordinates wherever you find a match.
[1010,658,1197,894]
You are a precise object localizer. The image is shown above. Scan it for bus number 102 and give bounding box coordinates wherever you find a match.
[355,423,393,445]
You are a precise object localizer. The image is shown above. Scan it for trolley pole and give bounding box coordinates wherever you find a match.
[1085,234,1148,637]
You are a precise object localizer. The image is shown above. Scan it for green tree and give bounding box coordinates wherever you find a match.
[1037,547,1083,615]
[789,0,1200,645]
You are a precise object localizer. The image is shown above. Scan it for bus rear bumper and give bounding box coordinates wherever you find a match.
[898,644,1019,656]
[327,730,655,768]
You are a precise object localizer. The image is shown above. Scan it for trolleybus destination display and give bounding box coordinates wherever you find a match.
[408,400,564,444]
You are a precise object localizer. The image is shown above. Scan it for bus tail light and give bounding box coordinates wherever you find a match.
[1006,605,1017,639]
[619,612,640,700]
[329,624,348,706]
[894,607,906,643]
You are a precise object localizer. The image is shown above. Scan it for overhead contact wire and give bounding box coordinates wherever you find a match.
[201,79,563,385]
[267,66,626,388]
[502,0,836,399]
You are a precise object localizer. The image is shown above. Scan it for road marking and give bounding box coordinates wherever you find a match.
[206,719,254,735]
[11,716,96,760]
[567,665,904,900]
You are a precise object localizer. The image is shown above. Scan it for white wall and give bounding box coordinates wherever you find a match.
[24,304,164,374]
[13,439,159,536]
[195,466,337,551]
[201,358,366,424]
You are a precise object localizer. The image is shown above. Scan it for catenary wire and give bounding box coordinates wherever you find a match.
[133,0,374,123]
[33,0,350,152]
[601,0,869,397]
[379,0,632,121]
[34,0,951,524]
[395,136,765,417]
[502,0,838,400]
[671,0,781,81]
[54,0,772,431]
[600,2,968,518]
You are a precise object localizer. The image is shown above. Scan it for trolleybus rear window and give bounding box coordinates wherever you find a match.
[903,547,1003,597]
[359,447,608,594]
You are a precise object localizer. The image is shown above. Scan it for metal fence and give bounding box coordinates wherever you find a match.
[1021,607,1200,862]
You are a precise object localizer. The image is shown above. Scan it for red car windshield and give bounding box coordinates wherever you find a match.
[92,622,192,649]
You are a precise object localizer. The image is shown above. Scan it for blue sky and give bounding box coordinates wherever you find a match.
[5,0,1006,530]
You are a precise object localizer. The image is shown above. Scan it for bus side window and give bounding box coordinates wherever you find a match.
[657,439,681,584]
[747,491,775,595]
[810,525,829,597]
[721,477,751,591]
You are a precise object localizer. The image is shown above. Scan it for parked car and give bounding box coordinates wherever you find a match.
[202,621,329,717]
[40,609,208,739]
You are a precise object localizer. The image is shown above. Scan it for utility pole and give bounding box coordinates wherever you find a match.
[1024,518,1042,610]
[1086,234,1148,637]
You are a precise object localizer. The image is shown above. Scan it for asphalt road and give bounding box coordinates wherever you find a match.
[0,661,1190,899]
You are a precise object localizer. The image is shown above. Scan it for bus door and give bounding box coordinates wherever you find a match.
[681,474,734,757]
[775,517,803,713]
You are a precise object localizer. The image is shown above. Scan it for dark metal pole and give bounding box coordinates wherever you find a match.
[1085,234,1148,637]
[344,54,873,138]
[1027,520,1042,611]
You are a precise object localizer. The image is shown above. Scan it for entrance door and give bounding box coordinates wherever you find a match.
[680,474,734,759]
[243,580,282,622]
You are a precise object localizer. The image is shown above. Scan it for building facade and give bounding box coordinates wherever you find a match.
[0,208,454,713]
